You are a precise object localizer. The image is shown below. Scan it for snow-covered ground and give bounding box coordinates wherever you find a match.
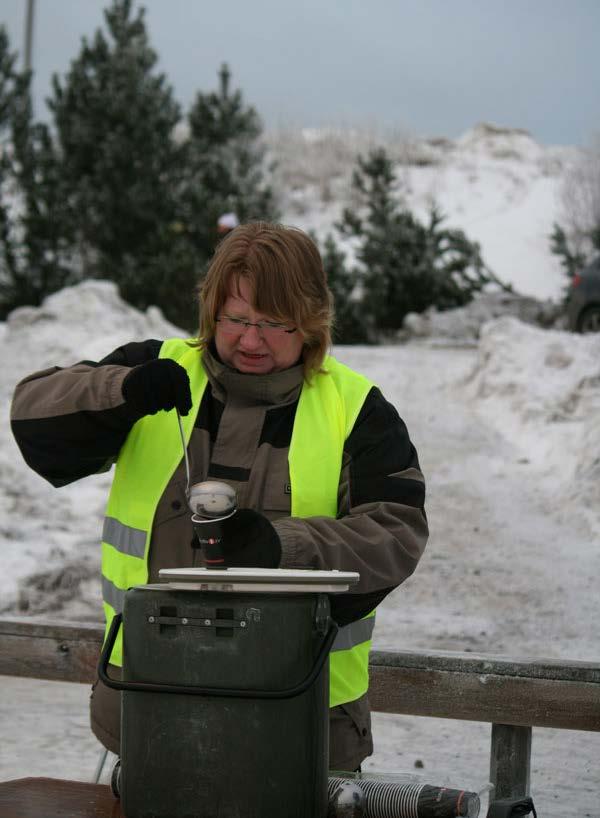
[1,126,599,817]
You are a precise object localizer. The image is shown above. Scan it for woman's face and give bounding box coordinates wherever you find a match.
[214,277,304,375]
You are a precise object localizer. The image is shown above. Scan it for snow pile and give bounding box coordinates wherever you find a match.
[402,291,561,343]
[0,280,184,615]
[400,125,576,302]
[3,280,183,389]
[274,122,578,302]
[465,316,600,530]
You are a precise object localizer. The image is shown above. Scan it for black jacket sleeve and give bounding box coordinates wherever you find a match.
[10,340,163,487]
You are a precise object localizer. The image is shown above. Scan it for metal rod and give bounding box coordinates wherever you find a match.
[177,409,191,500]
[92,747,108,784]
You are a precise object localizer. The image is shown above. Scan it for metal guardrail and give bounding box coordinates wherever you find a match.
[1,617,599,800]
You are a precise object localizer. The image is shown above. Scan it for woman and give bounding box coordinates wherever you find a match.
[11,221,428,772]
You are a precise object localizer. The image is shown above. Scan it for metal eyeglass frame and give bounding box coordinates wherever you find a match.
[216,315,297,336]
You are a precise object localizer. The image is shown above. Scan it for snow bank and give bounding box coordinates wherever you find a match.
[465,316,600,532]
[402,292,561,343]
[401,125,576,302]
[0,280,184,614]
[3,280,183,390]
[274,122,579,302]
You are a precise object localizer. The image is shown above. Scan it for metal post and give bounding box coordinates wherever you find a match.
[92,747,109,784]
[489,723,532,800]
[23,0,36,74]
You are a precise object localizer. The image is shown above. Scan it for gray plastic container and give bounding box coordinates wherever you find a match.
[99,568,358,818]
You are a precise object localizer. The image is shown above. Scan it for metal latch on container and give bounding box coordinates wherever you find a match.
[147,615,248,629]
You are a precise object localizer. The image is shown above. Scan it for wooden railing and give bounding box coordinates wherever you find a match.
[1,617,599,801]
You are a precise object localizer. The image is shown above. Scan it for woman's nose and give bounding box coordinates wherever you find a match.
[239,323,263,347]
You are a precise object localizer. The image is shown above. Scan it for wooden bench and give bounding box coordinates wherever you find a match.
[0,777,123,818]
[1,617,599,800]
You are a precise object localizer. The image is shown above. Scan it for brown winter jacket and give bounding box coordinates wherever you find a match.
[11,340,428,771]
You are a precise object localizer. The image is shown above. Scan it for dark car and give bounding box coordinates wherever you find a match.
[566,256,600,332]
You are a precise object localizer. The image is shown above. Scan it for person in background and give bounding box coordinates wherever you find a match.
[217,211,239,235]
[10,221,428,772]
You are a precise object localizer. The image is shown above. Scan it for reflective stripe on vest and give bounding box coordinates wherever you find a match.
[100,339,375,708]
[331,614,375,652]
[102,517,146,558]
[101,576,125,614]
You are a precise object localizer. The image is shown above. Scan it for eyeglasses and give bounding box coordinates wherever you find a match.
[216,315,297,339]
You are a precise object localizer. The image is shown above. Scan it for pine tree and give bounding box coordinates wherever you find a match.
[48,0,199,327]
[181,63,278,260]
[338,147,506,333]
[0,26,75,317]
[422,206,509,309]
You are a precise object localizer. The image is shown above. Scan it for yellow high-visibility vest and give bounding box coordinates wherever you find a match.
[101,338,375,707]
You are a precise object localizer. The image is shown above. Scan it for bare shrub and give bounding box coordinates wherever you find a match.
[265,124,411,209]
[558,135,600,260]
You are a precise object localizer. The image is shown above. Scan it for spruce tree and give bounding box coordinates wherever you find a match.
[338,147,506,333]
[181,63,278,260]
[48,0,199,327]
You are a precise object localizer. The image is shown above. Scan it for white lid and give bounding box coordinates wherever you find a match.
[157,567,359,594]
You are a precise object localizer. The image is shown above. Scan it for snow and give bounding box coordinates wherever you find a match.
[1,126,599,817]
[270,122,578,301]
[402,291,561,342]
[471,318,600,481]
[405,159,566,301]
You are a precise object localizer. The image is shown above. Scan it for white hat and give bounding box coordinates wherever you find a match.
[217,212,239,231]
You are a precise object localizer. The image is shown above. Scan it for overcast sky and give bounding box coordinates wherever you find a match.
[2,0,599,146]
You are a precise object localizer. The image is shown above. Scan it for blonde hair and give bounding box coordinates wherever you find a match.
[195,222,333,378]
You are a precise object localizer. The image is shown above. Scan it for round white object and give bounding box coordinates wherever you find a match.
[188,480,237,517]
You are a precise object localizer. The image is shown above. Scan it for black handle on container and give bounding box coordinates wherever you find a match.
[98,612,338,700]
[487,797,537,818]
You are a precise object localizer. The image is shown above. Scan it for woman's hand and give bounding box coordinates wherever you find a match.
[122,359,192,416]
[218,509,282,568]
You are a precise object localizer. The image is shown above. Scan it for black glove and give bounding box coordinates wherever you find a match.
[122,359,192,417]
[218,509,282,568]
